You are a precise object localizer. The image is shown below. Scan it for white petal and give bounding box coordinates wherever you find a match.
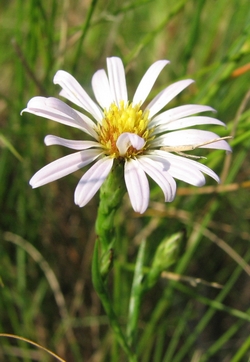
[146,79,194,118]
[44,135,102,150]
[151,129,231,151]
[171,155,220,184]
[138,156,176,202]
[30,149,102,188]
[116,133,145,156]
[92,69,113,109]
[150,104,215,126]
[53,70,103,122]
[74,157,113,207]
[22,96,97,138]
[74,110,99,139]
[153,116,226,134]
[133,60,170,106]
[107,57,128,106]
[147,151,205,186]
[59,89,83,109]
[148,150,220,186]
[168,158,206,185]
[124,158,149,213]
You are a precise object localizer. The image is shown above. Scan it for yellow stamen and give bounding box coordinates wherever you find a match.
[96,101,153,158]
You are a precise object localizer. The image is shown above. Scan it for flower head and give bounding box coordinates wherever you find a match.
[22,57,231,213]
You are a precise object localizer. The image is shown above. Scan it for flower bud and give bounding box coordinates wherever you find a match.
[146,231,184,289]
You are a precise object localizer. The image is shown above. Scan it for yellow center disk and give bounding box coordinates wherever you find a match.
[96,101,154,158]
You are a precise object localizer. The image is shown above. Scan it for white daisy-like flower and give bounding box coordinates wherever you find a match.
[22,57,231,214]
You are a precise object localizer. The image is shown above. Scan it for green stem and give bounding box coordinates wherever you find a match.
[72,0,99,73]
[126,239,146,349]
[92,160,137,360]
[92,241,138,362]
[95,161,126,277]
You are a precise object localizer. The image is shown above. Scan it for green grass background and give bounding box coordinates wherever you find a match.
[0,0,250,361]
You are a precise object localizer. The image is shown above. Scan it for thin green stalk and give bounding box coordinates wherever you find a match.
[92,161,137,360]
[172,249,250,362]
[174,282,250,322]
[126,239,146,348]
[138,200,220,358]
[200,318,246,361]
[112,229,130,362]
[112,259,121,362]
[183,0,206,72]
[124,0,188,64]
[72,0,99,73]
[231,334,250,362]
[92,241,138,362]
[163,304,193,362]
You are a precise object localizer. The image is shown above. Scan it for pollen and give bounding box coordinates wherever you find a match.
[96,101,153,158]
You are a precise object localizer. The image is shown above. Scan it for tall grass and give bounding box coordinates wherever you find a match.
[0,0,250,361]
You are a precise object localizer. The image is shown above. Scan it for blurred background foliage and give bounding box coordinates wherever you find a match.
[0,0,250,361]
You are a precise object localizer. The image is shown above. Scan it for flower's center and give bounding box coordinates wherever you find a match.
[97,101,153,158]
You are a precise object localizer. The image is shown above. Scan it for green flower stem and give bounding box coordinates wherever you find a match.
[126,239,146,349]
[95,161,126,277]
[92,241,138,362]
[93,160,138,360]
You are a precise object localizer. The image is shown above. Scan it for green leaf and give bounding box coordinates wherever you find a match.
[0,133,23,161]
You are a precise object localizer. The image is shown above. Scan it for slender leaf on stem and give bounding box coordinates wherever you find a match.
[126,239,146,348]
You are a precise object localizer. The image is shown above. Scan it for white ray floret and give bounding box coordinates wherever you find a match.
[75,158,114,207]
[124,158,150,214]
[133,60,170,105]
